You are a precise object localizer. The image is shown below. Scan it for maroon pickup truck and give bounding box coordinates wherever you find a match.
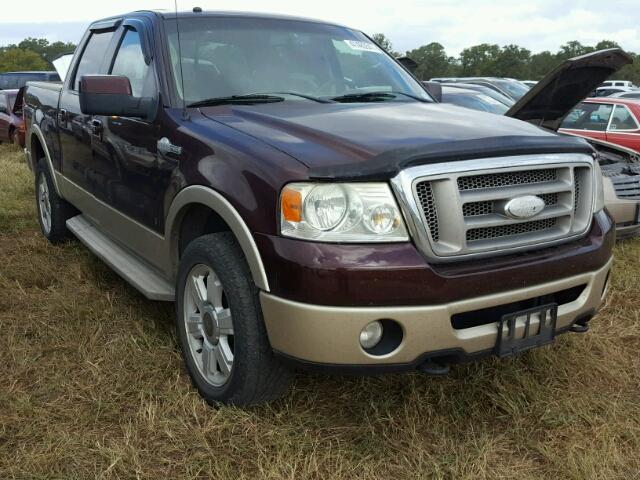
[24,10,620,406]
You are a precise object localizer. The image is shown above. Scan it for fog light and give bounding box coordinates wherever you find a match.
[359,321,383,349]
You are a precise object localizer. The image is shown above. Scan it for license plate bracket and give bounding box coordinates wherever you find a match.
[495,303,558,358]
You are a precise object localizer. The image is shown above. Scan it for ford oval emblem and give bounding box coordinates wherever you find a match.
[503,195,545,219]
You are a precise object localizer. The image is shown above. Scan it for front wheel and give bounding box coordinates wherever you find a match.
[175,233,291,406]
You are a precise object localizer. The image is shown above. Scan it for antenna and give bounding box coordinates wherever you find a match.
[174,0,188,119]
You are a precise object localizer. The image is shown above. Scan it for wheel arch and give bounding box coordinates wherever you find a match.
[29,124,61,195]
[165,185,270,292]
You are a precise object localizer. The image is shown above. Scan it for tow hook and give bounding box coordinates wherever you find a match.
[569,312,593,333]
[570,322,589,333]
[419,360,451,376]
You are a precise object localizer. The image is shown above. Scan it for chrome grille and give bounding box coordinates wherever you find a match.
[392,154,595,262]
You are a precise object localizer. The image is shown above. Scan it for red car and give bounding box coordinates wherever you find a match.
[559,97,640,153]
[0,88,25,147]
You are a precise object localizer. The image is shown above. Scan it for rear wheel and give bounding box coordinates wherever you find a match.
[175,233,292,406]
[35,161,75,243]
[11,128,20,146]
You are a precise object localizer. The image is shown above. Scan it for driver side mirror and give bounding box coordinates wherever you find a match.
[79,75,154,119]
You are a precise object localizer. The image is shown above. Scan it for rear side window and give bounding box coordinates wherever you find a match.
[609,105,639,131]
[74,31,115,90]
[110,29,150,97]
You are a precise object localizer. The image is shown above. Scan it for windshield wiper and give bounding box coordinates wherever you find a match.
[268,92,333,103]
[331,91,429,103]
[187,94,285,108]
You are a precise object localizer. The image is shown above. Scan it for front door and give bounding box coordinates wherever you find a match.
[91,26,168,233]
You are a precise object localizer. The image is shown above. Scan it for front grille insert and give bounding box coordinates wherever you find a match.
[403,155,595,260]
[467,218,558,242]
[415,181,440,242]
[462,193,559,217]
[457,169,557,191]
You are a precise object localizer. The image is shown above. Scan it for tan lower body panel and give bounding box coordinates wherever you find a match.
[604,178,640,237]
[261,259,612,365]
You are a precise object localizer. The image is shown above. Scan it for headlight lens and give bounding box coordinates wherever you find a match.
[594,162,605,212]
[280,182,409,242]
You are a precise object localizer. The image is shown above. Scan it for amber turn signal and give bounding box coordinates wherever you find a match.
[281,186,302,223]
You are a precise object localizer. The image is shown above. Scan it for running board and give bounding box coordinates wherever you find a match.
[66,215,175,301]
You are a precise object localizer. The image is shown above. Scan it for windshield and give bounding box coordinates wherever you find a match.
[165,17,430,105]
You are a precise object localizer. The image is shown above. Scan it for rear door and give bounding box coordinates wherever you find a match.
[58,24,119,189]
[558,102,613,142]
[606,104,640,151]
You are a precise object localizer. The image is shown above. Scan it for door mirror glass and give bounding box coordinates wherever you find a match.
[79,74,154,119]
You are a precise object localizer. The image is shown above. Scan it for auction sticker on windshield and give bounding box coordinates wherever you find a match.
[344,40,382,53]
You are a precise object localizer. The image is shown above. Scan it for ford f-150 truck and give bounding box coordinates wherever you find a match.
[24,10,622,406]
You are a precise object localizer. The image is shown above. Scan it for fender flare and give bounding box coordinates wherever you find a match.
[29,124,61,195]
[165,185,270,292]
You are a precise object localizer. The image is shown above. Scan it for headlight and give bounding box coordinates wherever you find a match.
[280,182,409,242]
[594,162,605,212]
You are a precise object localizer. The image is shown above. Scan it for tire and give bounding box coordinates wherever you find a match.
[11,129,20,146]
[175,232,292,406]
[35,160,75,243]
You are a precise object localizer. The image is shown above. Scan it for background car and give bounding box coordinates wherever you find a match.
[0,71,60,90]
[430,76,530,100]
[0,88,25,146]
[439,85,510,114]
[590,86,638,97]
[612,91,640,99]
[600,80,637,88]
[439,82,515,107]
[559,98,640,153]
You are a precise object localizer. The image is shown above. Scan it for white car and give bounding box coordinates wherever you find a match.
[600,80,637,88]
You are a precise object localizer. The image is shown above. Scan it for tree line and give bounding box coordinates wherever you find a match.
[372,34,639,83]
[1,35,638,84]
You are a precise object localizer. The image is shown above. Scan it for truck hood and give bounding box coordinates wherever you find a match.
[201,101,561,172]
[506,48,633,130]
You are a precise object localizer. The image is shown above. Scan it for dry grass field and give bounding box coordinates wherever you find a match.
[1,142,639,479]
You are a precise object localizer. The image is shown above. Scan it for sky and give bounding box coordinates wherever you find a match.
[1,0,639,56]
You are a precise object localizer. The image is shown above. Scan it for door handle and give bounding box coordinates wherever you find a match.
[58,109,67,124]
[91,119,103,137]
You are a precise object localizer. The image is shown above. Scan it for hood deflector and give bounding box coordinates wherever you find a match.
[308,135,594,181]
[506,48,633,131]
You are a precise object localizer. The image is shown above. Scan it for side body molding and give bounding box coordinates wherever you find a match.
[164,185,270,292]
[28,124,62,195]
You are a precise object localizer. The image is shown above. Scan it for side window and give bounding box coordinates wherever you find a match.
[110,29,150,97]
[609,105,639,131]
[73,31,115,91]
[561,103,613,131]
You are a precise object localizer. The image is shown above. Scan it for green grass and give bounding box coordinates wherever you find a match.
[0,142,639,479]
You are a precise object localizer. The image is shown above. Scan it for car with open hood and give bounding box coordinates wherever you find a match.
[506,49,638,237]
[23,10,615,406]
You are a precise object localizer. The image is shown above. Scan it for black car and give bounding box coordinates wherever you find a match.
[0,71,60,90]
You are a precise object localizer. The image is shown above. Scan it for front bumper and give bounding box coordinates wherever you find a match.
[261,258,611,367]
